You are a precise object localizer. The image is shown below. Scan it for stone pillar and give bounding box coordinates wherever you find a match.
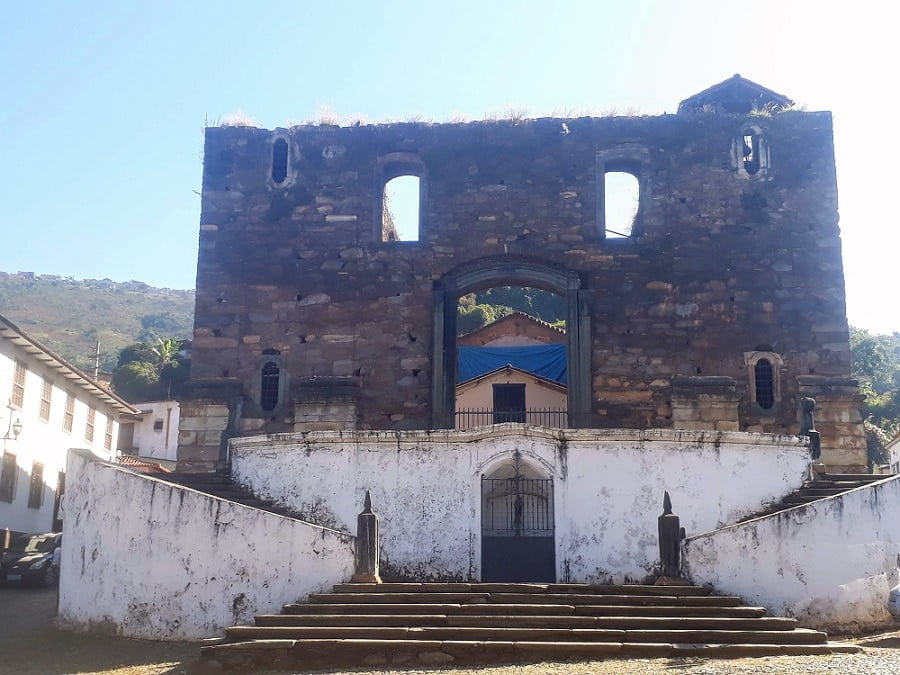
[352,491,381,584]
[176,378,243,472]
[656,491,686,585]
[797,376,866,472]
[293,377,360,432]
[671,376,740,431]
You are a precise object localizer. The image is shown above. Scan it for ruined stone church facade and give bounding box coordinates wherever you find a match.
[178,75,865,472]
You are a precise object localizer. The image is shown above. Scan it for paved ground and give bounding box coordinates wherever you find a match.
[2,586,900,674]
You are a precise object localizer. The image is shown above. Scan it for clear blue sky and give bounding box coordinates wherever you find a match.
[1,1,895,333]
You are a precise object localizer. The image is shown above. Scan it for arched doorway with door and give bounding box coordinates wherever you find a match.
[480,450,555,582]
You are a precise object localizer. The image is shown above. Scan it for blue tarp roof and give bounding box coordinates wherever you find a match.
[457,344,567,385]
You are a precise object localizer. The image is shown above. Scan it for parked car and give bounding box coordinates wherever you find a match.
[0,532,61,587]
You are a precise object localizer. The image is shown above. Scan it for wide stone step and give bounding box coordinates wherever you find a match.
[281,602,768,617]
[332,582,712,596]
[255,613,797,630]
[201,637,856,671]
[797,488,846,497]
[223,625,826,645]
[309,592,744,606]
[818,473,890,482]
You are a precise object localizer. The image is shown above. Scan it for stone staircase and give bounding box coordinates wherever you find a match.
[160,471,296,518]
[197,582,859,671]
[744,472,894,520]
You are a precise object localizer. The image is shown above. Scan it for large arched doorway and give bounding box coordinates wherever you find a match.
[431,257,591,428]
[481,451,555,582]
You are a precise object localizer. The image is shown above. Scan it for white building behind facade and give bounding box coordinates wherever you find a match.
[0,314,139,542]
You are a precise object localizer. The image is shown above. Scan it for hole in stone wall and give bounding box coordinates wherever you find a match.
[272,138,289,184]
[742,133,759,175]
[605,171,639,238]
[383,175,420,241]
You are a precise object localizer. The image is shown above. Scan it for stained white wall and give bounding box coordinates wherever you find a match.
[232,427,811,583]
[683,474,900,632]
[58,449,355,641]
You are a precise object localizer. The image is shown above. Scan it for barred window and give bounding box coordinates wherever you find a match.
[260,361,280,411]
[754,359,775,409]
[11,360,26,408]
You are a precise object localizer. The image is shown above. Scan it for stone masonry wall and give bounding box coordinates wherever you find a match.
[181,109,865,470]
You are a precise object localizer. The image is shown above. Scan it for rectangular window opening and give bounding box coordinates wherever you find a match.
[11,360,26,408]
[63,393,75,433]
[28,462,44,509]
[383,175,420,242]
[604,171,639,238]
[0,453,16,503]
[40,378,53,421]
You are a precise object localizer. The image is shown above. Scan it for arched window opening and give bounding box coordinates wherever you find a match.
[742,132,760,175]
[260,361,280,411]
[754,358,775,409]
[604,171,639,238]
[271,138,289,185]
[383,175,420,242]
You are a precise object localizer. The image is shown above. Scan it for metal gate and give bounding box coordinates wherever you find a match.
[481,470,555,582]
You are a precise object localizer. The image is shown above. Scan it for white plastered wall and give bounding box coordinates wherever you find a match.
[58,449,355,640]
[683,474,900,632]
[232,427,810,583]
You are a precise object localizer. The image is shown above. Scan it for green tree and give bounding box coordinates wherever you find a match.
[111,361,165,402]
[111,337,190,403]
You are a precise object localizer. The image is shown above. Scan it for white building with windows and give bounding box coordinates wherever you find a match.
[0,314,139,544]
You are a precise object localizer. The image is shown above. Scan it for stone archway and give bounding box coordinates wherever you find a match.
[431,257,591,428]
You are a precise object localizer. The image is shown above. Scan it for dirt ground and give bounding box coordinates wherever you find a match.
[2,586,900,675]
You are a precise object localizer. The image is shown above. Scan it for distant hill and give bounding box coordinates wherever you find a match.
[0,272,194,373]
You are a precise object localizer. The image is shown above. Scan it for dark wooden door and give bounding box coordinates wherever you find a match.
[493,383,526,423]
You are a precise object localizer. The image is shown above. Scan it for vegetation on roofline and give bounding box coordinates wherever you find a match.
[209,105,650,131]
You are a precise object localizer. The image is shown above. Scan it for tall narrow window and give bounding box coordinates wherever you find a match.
[85,407,95,442]
[63,393,75,433]
[383,175,420,242]
[0,452,16,503]
[28,462,44,509]
[378,153,425,242]
[11,360,26,408]
[604,171,640,238]
[104,417,114,451]
[261,361,280,411]
[754,359,775,409]
[40,377,53,421]
[271,137,289,185]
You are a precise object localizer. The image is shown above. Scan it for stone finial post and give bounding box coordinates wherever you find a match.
[657,491,685,583]
[800,397,821,460]
[352,490,382,583]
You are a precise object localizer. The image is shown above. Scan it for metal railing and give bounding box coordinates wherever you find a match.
[455,408,568,430]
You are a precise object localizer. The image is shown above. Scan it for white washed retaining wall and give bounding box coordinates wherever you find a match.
[232,427,810,583]
[684,474,900,632]
[58,449,355,641]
